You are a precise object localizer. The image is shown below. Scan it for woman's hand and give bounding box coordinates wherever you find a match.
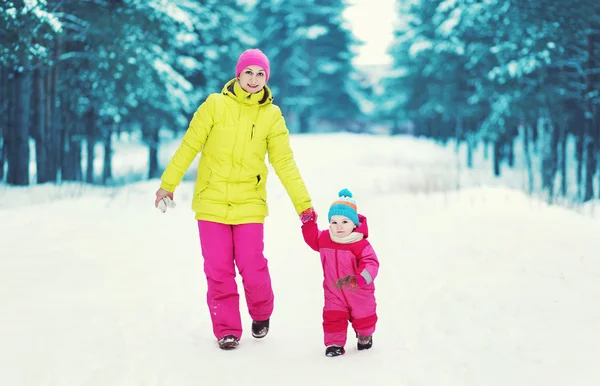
[155,188,175,213]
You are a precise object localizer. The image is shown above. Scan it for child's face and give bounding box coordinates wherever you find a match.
[238,65,267,93]
[329,215,356,237]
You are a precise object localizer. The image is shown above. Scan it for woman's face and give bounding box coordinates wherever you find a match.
[238,65,267,94]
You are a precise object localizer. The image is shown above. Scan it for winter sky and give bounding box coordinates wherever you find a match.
[239,0,398,66]
[343,0,398,66]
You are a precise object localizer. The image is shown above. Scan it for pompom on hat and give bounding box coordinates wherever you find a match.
[235,48,270,82]
[328,188,359,226]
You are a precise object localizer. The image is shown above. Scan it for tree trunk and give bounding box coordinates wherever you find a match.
[506,137,515,168]
[505,122,518,168]
[102,128,112,184]
[584,131,596,202]
[597,113,600,200]
[522,124,534,195]
[549,119,559,202]
[558,120,568,198]
[148,126,160,179]
[61,138,73,181]
[492,138,502,177]
[7,60,32,186]
[455,115,462,153]
[51,35,61,182]
[583,30,597,202]
[0,132,4,181]
[390,119,401,136]
[531,121,539,151]
[575,124,584,200]
[466,131,474,168]
[61,118,75,181]
[298,112,310,134]
[61,114,82,182]
[33,67,49,184]
[86,108,96,184]
[63,136,83,182]
[0,67,8,181]
[6,71,16,183]
[539,114,559,202]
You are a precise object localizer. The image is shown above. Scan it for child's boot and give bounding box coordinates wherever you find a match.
[218,335,239,350]
[251,318,270,339]
[357,334,372,350]
[325,345,345,357]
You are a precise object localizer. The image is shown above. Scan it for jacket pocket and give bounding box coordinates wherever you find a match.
[195,169,212,197]
[255,173,267,202]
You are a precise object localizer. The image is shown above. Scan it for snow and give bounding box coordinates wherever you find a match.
[3,8,18,19]
[177,56,201,71]
[204,48,218,60]
[488,53,549,81]
[437,8,462,37]
[175,32,198,45]
[23,0,38,8]
[2,133,600,385]
[153,58,194,112]
[7,0,63,32]
[31,8,62,34]
[318,61,340,74]
[409,40,433,57]
[438,0,459,13]
[153,58,193,92]
[149,0,195,32]
[303,25,328,40]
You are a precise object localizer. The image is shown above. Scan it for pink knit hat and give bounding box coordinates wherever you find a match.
[235,48,270,82]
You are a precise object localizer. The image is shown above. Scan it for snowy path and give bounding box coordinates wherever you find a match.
[2,134,600,386]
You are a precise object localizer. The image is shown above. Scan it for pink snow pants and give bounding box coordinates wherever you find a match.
[323,287,378,347]
[197,220,274,340]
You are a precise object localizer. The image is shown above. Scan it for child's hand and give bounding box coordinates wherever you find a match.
[334,275,366,291]
[300,207,317,224]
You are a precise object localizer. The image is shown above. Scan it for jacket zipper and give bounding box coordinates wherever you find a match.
[335,249,350,304]
[251,124,255,139]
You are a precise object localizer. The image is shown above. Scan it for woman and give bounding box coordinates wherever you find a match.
[154,48,314,350]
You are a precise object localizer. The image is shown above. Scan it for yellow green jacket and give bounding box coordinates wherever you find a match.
[160,78,312,224]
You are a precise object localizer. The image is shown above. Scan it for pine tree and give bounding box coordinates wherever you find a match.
[253,0,364,133]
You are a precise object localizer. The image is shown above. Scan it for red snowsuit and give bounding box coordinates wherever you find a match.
[301,214,379,347]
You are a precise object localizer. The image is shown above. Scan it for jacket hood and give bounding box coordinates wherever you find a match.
[354,214,369,238]
[221,78,273,106]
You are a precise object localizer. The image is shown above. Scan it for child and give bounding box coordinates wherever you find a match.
[300,189,380,357]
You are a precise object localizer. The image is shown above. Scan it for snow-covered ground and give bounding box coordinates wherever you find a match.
[2,134,600,386]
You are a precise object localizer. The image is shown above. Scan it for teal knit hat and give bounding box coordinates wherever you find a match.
[328,188,359,226]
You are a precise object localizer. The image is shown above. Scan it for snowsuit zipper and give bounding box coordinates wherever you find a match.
[335,249,350,305]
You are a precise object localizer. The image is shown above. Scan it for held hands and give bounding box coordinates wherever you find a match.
[155,188,176,213]
[334,275,366,291]
[300,207,317,224]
